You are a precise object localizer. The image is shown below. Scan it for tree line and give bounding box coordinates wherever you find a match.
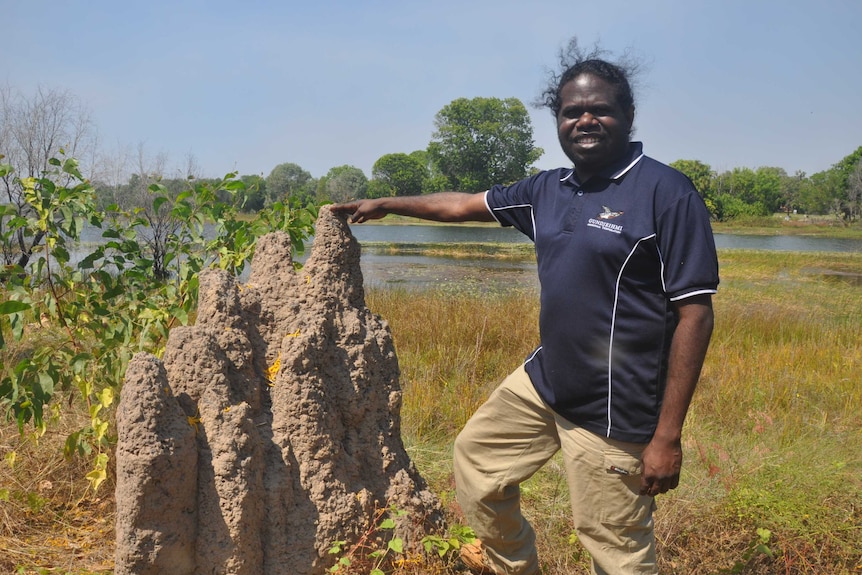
[3,84,861,233]
[671,151,862,222]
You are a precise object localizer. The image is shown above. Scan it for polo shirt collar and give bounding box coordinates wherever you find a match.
[560,142,645,185]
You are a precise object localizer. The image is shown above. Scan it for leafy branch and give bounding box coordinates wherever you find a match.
[0,154,317,489]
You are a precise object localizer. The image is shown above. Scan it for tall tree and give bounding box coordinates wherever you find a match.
[798,171,838,215]
[779,170,807,214]
[427,97,543,192]
[826,146,862,220]
[409,149,449,194]
[670,159,716,215]
[828,145,862,191]
[316,165,367,203]
[371,153,427,197]
[752,166,786,214]
[266,162,315,206]
[845,158,862,222]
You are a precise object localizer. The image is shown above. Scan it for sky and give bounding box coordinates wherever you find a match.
[3,0,861,182]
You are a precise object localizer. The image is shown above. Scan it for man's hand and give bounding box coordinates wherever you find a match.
[330,199,387,223]
[639,436,682,496]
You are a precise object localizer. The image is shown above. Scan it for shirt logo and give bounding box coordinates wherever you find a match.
[599,206,624,219]
[588,206,624,234]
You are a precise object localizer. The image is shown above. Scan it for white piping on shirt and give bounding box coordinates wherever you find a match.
[525,346,542,365]
[612,154,644,179]
[669,288,718,301]
[489,198,537,241]
[560,152,645,184]
[606,233,656,437]
[482,191,500,224]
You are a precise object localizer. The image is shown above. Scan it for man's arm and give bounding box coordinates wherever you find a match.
[640,294,714,496]
[331,192,496,223]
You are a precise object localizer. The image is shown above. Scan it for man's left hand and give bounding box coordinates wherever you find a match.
[639,437,682,496]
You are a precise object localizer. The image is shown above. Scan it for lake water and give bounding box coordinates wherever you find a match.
[339,224,862,292]
[346,223,862,253]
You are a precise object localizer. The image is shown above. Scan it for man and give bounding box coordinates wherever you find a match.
[332,55,718,575]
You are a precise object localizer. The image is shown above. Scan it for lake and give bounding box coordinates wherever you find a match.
[339,224,862,292]
[346,223,862,252]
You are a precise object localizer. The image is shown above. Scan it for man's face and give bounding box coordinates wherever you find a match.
[556,73,635,178]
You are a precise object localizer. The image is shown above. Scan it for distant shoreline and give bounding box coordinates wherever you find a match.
[359,213,862,240]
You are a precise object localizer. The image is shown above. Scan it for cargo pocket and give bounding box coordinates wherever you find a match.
[600,450,654,527]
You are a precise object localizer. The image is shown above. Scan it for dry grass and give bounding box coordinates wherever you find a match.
[373,249,862,574]
[0,408,114,574]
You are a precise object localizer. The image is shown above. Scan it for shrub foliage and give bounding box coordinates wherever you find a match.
[0,154,317,487]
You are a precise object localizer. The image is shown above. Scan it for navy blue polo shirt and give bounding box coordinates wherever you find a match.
[484,142,719,443]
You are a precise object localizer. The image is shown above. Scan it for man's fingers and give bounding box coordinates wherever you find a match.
[639,474,679,496]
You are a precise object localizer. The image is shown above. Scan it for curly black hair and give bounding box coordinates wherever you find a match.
[538,38,641,118]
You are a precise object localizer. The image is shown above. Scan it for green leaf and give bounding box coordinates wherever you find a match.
[52,244,70,264]
[37,372,55,398]
[387,537,404,554]
[379,518,397,530]
[10,311,25,340]
[78,250,103,269]
[0,301,30,315]
[153,196,169,212]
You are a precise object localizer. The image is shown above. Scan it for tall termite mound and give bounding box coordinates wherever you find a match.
[115,206,443,575]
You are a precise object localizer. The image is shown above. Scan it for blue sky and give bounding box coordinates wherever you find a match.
[3,0,861,181]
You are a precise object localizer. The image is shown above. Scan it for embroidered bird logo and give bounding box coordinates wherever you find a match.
[599,206,624,219]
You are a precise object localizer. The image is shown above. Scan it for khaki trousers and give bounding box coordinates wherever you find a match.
[453,364,658,575]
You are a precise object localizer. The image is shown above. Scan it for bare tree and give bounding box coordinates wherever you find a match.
[91,142,134,210]
[179,150,201,181]
[0,85,95,269]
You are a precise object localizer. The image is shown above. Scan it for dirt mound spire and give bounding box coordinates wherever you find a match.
[115,205,443,575]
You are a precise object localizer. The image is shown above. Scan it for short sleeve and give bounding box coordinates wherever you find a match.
[485,172,551,241]
[656,190,720,300]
